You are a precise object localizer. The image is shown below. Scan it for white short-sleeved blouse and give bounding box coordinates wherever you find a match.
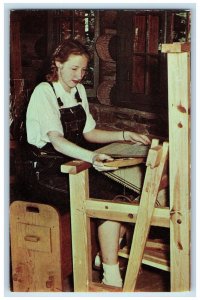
[26,81,96,148]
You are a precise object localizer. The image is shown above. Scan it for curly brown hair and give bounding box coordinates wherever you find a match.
[46,39,91,82]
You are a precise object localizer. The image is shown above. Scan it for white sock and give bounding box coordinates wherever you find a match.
[95,238,124,268]
[102,263,123,287]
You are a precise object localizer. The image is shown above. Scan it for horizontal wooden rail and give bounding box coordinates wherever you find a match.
[85,199,170,228]
[61,157,146,174]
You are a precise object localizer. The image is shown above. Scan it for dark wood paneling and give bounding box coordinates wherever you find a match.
[132,56,145,94]
[148,15,159,53]
[133,15,146,53]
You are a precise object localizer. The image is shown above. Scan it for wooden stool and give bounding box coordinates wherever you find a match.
[10,200,72,292]
[61,139,170,292]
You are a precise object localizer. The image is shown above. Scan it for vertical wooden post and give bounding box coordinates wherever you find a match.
[167,49,190,291]
[123,140,169,292]
[69,170,92,292]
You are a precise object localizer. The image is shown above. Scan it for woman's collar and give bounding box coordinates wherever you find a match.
[54,81,77,97]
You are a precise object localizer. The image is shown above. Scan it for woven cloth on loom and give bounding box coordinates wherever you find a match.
[96,143,149,193]
[96,142,149,158]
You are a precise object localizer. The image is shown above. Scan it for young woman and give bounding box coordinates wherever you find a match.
[26,39,150,287]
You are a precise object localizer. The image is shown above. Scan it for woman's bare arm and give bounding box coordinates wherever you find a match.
[84,128,150,145]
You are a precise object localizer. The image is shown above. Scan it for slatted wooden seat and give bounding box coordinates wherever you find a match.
[118,238,170,272]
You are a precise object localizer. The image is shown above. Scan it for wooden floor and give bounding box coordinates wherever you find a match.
[63,264,170,292]
[134,265,170,292]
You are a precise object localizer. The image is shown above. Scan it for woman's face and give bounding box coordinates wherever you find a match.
[56,54,88,92]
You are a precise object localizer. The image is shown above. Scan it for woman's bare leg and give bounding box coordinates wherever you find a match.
[98,220,121,264]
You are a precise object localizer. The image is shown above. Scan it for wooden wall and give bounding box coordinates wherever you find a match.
[10,9,191,143]
[90,10,169,139]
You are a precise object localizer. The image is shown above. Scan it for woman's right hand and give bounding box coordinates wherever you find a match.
[92,153,118,172]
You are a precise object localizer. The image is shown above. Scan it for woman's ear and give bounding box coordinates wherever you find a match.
[55,61,63,69]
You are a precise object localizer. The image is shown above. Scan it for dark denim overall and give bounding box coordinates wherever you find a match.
[27,83,125,210]
[28,83,88,207]
[40,82,87,159]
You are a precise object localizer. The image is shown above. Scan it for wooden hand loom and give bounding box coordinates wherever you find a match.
[96,142,149,193]
[60,42,191,292]
[61,139,170,292]
[61,142,150,194]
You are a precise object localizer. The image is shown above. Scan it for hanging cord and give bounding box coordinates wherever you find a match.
[112,194,139,203]
[113,194,162,206]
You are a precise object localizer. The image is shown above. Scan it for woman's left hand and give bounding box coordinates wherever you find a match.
[124,131,151,145]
